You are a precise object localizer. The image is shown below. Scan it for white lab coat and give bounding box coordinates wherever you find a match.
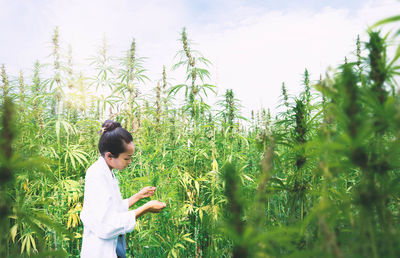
[80,156,136,258]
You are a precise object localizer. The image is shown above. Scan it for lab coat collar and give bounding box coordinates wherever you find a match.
[98,156,115,179]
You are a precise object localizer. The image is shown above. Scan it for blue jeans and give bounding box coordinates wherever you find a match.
[116,234,126,258]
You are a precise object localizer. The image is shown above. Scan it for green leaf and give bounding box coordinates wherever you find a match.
[21,235,27,254]
[10,224,17,243]
[170,249,177,258]
[371,15,400,28]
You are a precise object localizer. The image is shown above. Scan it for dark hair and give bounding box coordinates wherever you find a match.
[98,120,133,158]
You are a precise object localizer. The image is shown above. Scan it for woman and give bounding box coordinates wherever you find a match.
[80,120,166,257]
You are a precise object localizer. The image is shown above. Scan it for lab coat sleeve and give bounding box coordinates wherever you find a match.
[123,198,130,210]
[81,171,136,240]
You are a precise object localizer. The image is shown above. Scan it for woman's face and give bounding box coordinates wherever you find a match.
[107,142,135,170]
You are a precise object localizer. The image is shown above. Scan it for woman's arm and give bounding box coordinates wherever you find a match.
[127,193,141,207]
[133,200,166,218]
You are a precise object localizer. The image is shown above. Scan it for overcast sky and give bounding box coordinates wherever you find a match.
[1,0,400,117]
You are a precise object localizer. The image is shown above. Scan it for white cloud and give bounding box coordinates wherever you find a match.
[192,0,400,116]
[1,0,400,117]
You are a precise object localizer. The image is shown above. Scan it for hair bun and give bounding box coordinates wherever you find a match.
[101,120,121,134]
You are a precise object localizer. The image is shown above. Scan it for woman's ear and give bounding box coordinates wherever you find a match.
[104,152,114,160]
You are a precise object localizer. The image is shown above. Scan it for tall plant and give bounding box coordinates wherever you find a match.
[117,39,149,131]
[170,27,216,122]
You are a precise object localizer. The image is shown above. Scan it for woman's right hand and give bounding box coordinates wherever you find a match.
[146,200,166,213]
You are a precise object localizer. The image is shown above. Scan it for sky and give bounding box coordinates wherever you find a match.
[1,0,400,117]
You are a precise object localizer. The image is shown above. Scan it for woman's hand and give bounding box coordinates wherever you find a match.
[138,186,156,199]
[128,186,156,207]
[146,200,166,213]
[134,200,167,218]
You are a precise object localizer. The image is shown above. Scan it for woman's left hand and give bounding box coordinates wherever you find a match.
[138,186,156,199]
